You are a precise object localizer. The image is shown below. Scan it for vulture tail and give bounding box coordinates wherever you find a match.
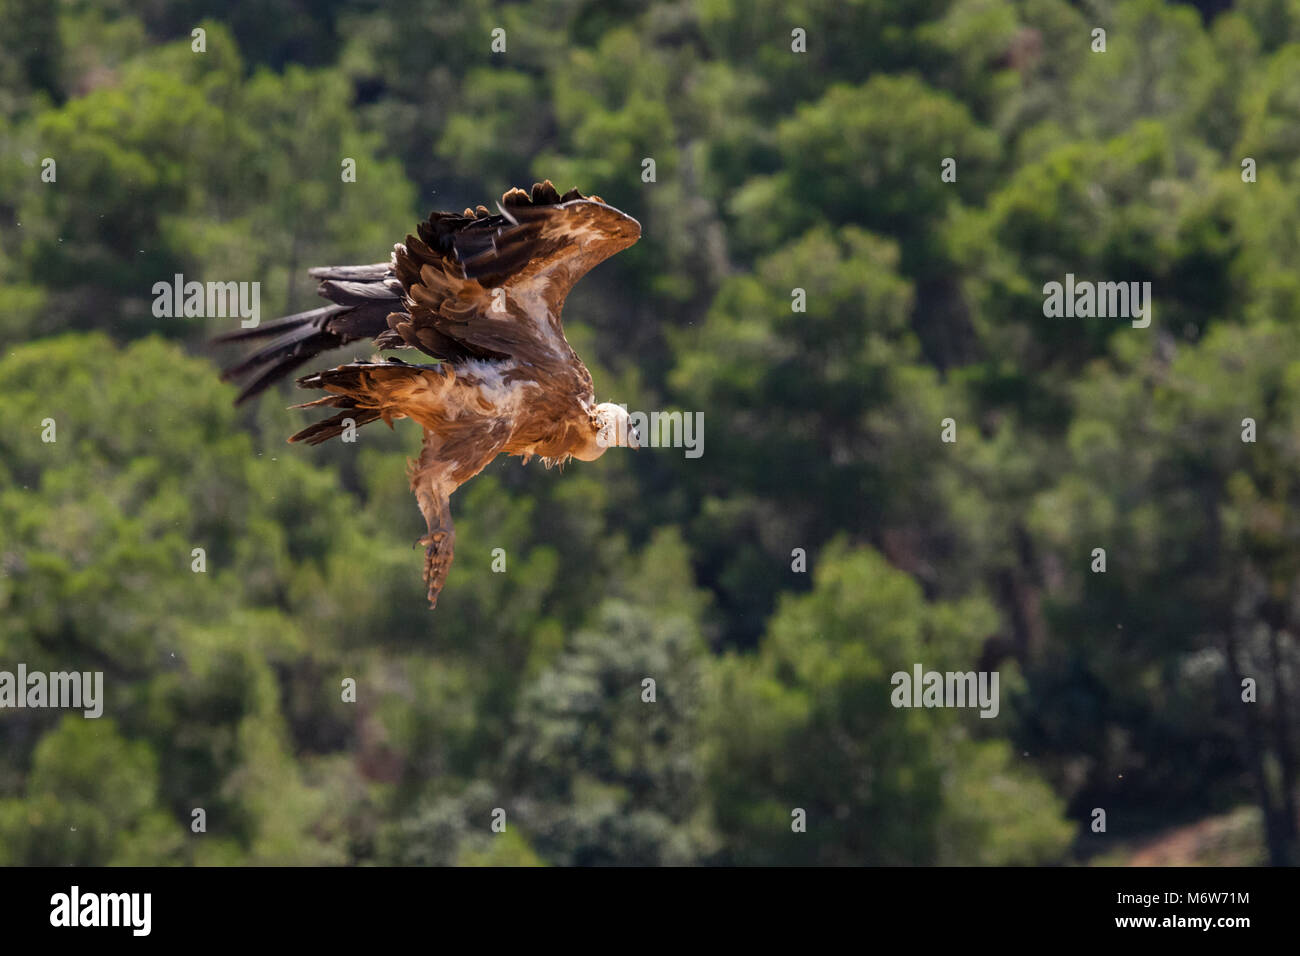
[288,359,446,446]
[287,405,386,446]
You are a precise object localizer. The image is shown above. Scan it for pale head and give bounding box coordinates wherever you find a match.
[574,402,641,460]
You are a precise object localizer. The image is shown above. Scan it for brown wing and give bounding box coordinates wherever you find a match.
[389,180,642,367]
[213,182,639,403]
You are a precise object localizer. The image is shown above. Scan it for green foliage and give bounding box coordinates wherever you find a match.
[706,542,1071,864]
[0,717,183,865]
[4,0,1294,868]
[503,530,716,865]
[1,21,413,341]
[730,74,1000,272]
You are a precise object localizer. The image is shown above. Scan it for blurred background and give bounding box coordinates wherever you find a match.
[2,0,1299,866]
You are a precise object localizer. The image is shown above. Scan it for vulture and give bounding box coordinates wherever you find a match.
[214,181,642,608]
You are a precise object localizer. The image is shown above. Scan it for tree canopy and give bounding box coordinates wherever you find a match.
[1,0,1297,866]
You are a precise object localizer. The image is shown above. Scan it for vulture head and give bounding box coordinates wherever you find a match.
[576,402,641,460]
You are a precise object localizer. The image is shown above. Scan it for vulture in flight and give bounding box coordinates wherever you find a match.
[214,181,642,607]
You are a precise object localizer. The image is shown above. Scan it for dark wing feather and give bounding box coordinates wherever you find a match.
[213,182,639,403]
[391,181,641,366]
[212,266,401,404]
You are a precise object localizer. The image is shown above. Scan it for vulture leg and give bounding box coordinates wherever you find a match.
[417,499,456,610]
[409,434,460,609]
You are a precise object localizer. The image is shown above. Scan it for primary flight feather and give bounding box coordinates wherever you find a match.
[214,181,642,607]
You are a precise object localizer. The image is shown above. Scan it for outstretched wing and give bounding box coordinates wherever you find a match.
[213,181,639,403]
[390,180,641,368]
